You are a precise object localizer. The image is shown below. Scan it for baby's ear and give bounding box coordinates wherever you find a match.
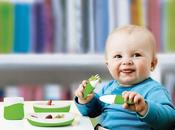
[105,60,108,66]
[151,57,158,71]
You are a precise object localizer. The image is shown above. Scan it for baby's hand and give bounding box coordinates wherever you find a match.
[122,91,148,116]
[75,80,94,104]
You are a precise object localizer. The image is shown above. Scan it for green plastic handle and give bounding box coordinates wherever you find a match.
[83,82,94,99]
[83,74,101,99]
[114,95,134,105]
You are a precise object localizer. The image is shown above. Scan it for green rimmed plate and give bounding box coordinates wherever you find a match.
[33,102,71,113]
[99,95,134,105]
[26,113,75,127]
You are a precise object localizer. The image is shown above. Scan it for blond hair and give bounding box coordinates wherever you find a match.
[105,25,157,59]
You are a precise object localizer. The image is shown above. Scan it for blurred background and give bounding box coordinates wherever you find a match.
[0,0,174,104]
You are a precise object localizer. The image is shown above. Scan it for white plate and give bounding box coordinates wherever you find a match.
[99,95,116,104]
[99,95,134,105]
[26,112,75,127]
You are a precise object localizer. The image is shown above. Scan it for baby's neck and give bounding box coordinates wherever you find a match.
[117,77,151,87]
[118,83,132,87]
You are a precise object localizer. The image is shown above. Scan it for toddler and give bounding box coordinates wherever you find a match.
[74,25,175,130]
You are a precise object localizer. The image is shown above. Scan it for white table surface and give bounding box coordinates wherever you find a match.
[0,100,94,130]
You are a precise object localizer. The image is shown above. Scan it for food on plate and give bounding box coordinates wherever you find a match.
[47,100,53,105]
[31,115,38,118]
[54,114,64,118]
[45,114,53,119]
[27,113,75,127]
[45,114,64,119]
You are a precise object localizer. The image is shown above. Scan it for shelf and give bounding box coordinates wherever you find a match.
[1,53,174,66]
[0,54,105,66]
[0,53,174,86]
[156,53,175,65]
[0,54,111,86]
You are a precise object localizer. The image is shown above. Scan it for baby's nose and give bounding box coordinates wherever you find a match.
[122,58,133,65]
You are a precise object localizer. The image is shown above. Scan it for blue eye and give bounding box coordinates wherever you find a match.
[133,53,141,57]
[113,55,122,59]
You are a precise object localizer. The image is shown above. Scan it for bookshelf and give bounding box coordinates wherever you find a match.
[0,53,174,86]
[0,0,175,102]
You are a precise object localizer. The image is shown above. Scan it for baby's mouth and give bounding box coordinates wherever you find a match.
[121,69,135,74]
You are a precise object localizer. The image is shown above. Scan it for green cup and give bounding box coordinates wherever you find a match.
[4,97,24,120]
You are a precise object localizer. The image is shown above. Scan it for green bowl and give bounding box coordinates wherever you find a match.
[33,102,71,113]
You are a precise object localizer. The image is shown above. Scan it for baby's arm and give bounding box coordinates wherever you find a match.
[122,90,175,129]
[122,91,148,116]
[75,80,94,104]
[74,81,103,117]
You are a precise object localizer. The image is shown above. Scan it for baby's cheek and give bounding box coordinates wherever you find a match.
[110,64,119,76]
[138,64,150,76]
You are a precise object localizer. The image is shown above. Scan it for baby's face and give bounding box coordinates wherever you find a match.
[105,31,156,86]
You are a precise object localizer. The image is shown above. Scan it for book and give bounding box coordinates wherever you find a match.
[164,0,175,52]
[147,0,161,52]
[130,0,145,26]
[33,85,43,100]
[0,88,4,101]
[88,0,95,53]
[19,85,35,101]
[42,0,54,53]
[4,85,19,97]
[94,0,109,53]
[43,84,62,100]
[108,0,116,32]
[52,0,67,53]
[0,2,13,53]
[114,0,130,27]
[160,0,166,52]
[66,0,76,53]
[79,0,90,53]
[32,0,45,53]
[13,2,32,53]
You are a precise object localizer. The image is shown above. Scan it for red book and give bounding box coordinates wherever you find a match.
[19,85,43,101]
[147,0,161,52]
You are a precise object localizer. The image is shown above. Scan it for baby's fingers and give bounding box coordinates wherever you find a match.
[82,80,87,87]
[123,102,129,109]
[85,93,94,101]
[133,94,142,104]
[75,88,83,98]
[122,91,135,103]
[75,82,86,98]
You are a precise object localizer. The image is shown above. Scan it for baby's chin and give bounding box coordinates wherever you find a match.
[118,78,142,87]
